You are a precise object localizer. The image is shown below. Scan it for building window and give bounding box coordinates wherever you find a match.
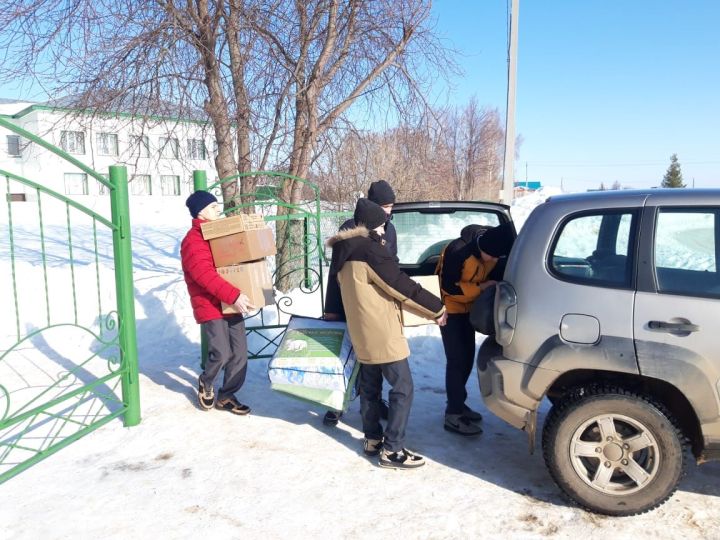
[161,175,181,196]
[7,135,21,157]
[64,173,88,195]
[187,139,207,160]
[130,135,150,157]
[96,132,119,156]
[60,131,85,154]
[131,174,152,196]
[159,137,178,159]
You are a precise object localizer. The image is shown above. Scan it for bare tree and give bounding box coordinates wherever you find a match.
[0,0,453,290]
[312,98,507,207]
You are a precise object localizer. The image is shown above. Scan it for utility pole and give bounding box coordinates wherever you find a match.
[501,0,520,204]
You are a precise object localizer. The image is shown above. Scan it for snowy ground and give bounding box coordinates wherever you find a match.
[1,190,720,539]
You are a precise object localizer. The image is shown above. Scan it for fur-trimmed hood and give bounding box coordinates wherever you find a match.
[326,225,369,247]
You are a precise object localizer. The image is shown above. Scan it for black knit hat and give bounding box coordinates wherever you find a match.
[354,198,387,230]
[186,190,218,218]
[367,180,396,205]
[477,222,514,257]
[460,224,486,244]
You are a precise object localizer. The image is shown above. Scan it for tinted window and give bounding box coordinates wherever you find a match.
[550,211,635,287]
[654,209,718,297]
[394,209,500,265]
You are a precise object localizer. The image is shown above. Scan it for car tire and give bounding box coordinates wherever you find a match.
[542,386,687,516]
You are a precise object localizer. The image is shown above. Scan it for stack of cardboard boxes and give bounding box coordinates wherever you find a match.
[201,213,276,314]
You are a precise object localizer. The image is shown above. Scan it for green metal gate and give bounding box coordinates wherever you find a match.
[0,119,140,484]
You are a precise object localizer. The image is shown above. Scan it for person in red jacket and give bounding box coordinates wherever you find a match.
[181,190,255,415]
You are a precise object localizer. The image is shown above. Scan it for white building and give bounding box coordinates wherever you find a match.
[0,98,219,200]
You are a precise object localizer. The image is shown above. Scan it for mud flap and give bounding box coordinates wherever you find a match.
[524,409,537,454]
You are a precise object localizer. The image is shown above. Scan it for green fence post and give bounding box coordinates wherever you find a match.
[315,198,324,308]
[303,216,311,289]
[192,170,209,369]
[109,165,141,427]
[193,170,208,191]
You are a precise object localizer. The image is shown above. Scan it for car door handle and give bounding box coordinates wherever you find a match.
[648,320,700,333]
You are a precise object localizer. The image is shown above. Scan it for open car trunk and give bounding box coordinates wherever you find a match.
[392,201,515,277]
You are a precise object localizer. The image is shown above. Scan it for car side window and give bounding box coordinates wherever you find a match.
[550,211,634,287]
[654,209,718,297]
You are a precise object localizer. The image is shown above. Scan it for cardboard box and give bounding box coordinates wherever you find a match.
[401,275,441,327]
[218,260,275,313]
[200,213,265,240]
[209,227,277,267]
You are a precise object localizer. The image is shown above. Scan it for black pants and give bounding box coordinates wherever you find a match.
[440,313,476,415]
[200,315,248,401]
[359,359,413,453]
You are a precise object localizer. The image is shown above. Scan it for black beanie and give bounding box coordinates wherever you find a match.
[460,224,486,244]
[185,190,218,218]
[354,198,387,230]
[477,222,515,257]
[367,180,396,205]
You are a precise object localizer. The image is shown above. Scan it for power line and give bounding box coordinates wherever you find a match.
[526,160,720,168]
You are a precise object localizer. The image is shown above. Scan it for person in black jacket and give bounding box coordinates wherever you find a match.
[436,223,514,435]
[328,198,447,468]
[322,180,398,426]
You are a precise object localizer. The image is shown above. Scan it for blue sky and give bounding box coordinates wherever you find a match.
[431,0,720,191]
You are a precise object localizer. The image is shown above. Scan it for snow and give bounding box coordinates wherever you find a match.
[1,188,719,539]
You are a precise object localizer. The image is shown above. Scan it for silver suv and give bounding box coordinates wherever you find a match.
[478,188,720,516]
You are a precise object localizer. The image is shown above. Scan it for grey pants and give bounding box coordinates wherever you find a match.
[359,359,414,453]
[200,315,248,401]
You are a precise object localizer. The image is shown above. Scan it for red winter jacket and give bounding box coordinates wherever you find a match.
[181,219,241,323]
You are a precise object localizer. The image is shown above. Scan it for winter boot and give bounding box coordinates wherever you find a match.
[323,410,343,426]
[462,405,483,423]
[363,437,383,457]
[215,396,251,415]
[198,378,215,411]
[444,414,483,436]
[378,448,426,469]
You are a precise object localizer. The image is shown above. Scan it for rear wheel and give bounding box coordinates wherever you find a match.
[542,386,686,516]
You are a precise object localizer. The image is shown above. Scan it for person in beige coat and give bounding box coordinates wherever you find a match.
[327,198,447,469]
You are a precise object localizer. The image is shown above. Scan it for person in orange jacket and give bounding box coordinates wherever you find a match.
[436,222,514,435]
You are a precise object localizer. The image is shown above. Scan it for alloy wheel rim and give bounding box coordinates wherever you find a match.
[569,413,660,495]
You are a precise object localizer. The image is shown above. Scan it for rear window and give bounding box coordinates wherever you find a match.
[394,209,501,265]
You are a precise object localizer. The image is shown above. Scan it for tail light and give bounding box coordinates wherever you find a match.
[495,281,517,346]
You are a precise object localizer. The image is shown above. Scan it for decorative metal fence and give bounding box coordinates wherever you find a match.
[192,171,352,364]
[0,118,140,484]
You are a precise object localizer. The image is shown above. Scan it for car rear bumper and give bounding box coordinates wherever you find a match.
[477,356,535,429]
[476,338,553,432]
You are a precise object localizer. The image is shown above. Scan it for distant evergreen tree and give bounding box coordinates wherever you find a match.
[611,181,622,190]
[661,154,686,188]
[598,182,606,191]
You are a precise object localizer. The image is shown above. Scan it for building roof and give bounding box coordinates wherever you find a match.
[514,181,542,190]
[6,93,210,125]
[0,99,38,116]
